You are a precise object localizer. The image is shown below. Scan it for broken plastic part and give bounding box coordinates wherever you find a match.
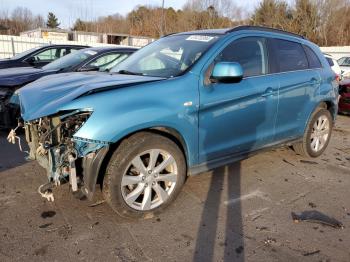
[7,125,28,153]
[291,210,344,229]
[38,184,55,202]
[68,154,78,192]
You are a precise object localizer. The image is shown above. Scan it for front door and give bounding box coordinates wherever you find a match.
[198,36,279,163]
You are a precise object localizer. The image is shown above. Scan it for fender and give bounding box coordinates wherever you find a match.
[60,74,200,167]
[302,99,337,136]
[80,126,189,200]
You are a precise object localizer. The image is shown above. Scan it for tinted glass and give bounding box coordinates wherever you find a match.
[273,39,308,72]
[338,57,350,66]
[215,37,268,77]
[325,57,334,66]
[33,48,60,62]
[304,45,322,68]
[87,53,130,71]
[42,49,96,71]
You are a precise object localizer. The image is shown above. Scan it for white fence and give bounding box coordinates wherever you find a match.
[0,34,350,60]
[0,34,123,59]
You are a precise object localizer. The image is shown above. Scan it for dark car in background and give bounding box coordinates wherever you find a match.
[0,44,88,69]
[339,79,350,114]
[0,46,137,128]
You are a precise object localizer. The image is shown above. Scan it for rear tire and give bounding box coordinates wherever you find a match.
[293,108,333,158]
[103,132,186,218]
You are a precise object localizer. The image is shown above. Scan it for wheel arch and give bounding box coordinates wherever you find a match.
[82,126,190,200]
[299,100,335,138]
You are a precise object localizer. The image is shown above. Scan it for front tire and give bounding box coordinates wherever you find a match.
[103,132,186,218]
[293,108,333,158]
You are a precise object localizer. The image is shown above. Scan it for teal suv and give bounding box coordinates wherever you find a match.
[15,26,338,217]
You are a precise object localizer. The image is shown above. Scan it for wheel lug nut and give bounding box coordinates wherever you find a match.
[145,183,148,187]
[152,182,156,186]
[142,176,145,181]
[154,174,158,178]
[148,170,152,174]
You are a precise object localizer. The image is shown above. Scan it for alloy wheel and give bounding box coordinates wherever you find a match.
[310,115,330,152]
[121,149,178,211]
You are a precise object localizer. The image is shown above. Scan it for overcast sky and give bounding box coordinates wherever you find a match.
[0,0,261,28]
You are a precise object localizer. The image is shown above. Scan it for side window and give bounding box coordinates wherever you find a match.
[70,48,82,53]
[57,48,73,58]
[325,57,334,67]
[215,37,268,77]
[87,53,130,71]
[338,57,350,66]
[303,45,322,69]
[32,48,59,62]
[272,39,308,72]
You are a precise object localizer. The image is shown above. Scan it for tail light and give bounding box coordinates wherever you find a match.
[335,74,340,83]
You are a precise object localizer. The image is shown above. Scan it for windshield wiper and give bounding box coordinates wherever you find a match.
[117,70,144,76]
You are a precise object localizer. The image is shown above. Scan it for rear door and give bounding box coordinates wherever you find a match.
[271,38,322,141]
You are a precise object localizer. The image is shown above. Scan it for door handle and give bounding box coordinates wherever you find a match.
[261,87,277,97]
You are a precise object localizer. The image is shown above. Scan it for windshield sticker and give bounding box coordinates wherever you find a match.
[186,35,215,42]
[84,50,97,55]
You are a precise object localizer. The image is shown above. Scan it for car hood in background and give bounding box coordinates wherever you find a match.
[0,67,55,87]
[19,72,165,121]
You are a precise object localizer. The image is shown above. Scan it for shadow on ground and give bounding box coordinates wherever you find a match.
[194,163,244,262]
[0,132,28,172]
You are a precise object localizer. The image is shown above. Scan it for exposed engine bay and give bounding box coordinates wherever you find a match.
[11,110,109,201]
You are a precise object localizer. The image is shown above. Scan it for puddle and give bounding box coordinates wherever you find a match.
[291,210,344,229]
[41,211,56,218]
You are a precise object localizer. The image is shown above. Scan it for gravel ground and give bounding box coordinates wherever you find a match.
[0,115,349,262]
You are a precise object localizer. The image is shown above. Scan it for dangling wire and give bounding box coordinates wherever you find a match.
[7,124,29,154]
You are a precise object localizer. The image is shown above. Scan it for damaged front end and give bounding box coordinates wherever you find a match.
[23,110,109,201]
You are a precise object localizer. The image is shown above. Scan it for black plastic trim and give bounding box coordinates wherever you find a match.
[81,146,109,200]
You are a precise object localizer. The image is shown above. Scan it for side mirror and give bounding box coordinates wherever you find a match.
[78,65,100,72]
[25,56,36,65]
[210,62,243,83]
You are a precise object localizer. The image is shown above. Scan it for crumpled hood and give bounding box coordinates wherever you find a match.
[0,67,50,86]
[19,71,165,121]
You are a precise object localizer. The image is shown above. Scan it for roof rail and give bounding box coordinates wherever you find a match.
[227,25,306,39]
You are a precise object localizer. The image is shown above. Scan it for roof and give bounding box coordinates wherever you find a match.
[38,43,90,48]
[174,28,229,36]
[173,25,305,40]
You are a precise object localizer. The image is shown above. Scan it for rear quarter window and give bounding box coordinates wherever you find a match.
[271,39,308,73]
[303,45,322,68]
[325,57,334,66]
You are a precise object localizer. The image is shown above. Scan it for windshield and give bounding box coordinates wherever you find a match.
[11,46,42,60]
[42,49,96,71]
[111,34,220,77]
[338,57,350,66]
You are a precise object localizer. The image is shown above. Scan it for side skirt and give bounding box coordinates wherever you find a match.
[188,137,302,176]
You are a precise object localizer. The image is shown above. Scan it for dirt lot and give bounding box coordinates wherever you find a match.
[0,115,349,262]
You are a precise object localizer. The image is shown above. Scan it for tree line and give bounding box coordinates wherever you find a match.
[0,0,349,46]
[0,8,60,34]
